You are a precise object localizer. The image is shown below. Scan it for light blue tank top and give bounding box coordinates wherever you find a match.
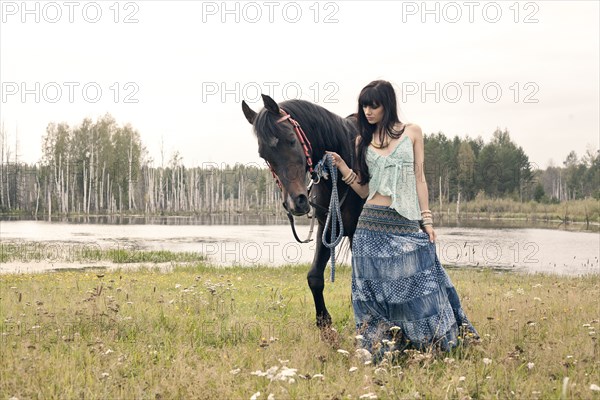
[366,134,422,220]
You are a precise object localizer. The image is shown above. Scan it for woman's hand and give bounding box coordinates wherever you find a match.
[423,225,436,243]
[325,151,350,176]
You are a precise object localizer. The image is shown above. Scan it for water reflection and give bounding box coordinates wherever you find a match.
[1,213,597,233]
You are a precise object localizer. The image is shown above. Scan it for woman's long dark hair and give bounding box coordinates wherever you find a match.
[355,80,403,184]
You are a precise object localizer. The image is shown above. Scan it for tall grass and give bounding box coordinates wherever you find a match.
[438,197,599,225]
[1,264,598,399]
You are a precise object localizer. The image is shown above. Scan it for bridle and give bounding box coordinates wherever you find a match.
[265,108,352,244]
[265,108,315,190]
[265,108,317,243]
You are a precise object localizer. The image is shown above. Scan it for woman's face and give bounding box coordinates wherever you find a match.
[363,104,384,125]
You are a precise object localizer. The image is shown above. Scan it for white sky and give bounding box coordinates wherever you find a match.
[1,0,598,170]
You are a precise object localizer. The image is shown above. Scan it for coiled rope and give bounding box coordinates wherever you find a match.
[321,153,344,282]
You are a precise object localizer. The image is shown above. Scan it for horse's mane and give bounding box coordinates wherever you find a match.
[254,99,358,164]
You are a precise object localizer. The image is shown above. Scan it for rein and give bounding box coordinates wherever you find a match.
[321,154,344,282]
[267,109,348,278]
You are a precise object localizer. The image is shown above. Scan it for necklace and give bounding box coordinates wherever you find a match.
[370,134,390,149]
[370,140,388,149]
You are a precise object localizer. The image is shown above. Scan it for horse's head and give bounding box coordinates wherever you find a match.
[242,94,311,216]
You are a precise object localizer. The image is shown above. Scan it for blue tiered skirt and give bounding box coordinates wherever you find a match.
[351,204,478,356]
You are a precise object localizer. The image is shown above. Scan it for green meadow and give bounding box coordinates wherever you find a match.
[1,260,599,399]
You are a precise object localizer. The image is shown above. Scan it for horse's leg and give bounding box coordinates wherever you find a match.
[307,222,332,329]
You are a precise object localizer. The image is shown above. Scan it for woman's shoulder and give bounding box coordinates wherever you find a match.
[400,123,423,142]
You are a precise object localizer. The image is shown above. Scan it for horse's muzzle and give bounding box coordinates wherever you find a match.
[283,194,310,216]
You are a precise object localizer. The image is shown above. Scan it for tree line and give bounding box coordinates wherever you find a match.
[0,114,598,216]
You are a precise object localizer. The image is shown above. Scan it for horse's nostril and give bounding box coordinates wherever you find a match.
[296,194,308,207]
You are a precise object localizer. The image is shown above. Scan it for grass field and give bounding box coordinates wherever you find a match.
[1,262,599,399]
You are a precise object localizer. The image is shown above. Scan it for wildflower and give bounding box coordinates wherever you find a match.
[590,384,600,392]
[459,376,466,382]
[100,372,110,380]
[516,288,524,295]
[250,392,260,400]
[175,284,182,289]
[229,368,241,375]
[527,362,535,370]
[355,335,364,340]
[483,358,492,366]
[349,367,358,373]
[267,395,275,400]
[355,348,372,363]
[104,349,114,355]
[337,349,350,356]
[359,393,378,399]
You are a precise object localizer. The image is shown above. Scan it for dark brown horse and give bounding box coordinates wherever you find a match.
[242,94,364,329]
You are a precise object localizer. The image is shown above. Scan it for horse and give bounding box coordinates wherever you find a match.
[242,94,365,330]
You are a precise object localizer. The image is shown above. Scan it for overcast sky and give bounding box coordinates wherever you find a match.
[1,0,598,170]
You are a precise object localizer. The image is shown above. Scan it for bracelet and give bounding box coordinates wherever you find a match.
[342,170,357,185]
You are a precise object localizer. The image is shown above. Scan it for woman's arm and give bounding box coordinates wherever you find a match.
[326,137,369,199]
[412,125,430,212]
[411,124,436,242]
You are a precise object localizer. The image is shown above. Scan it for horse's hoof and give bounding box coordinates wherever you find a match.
[316,315,332,330]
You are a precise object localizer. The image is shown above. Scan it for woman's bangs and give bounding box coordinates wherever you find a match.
[359,88,381,108]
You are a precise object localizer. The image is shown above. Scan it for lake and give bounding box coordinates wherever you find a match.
[0,217,598,276]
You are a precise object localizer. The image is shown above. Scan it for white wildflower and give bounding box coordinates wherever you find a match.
[267,394,275,400]
[175,284,182,289]
[359,393,378,399]
[104,349,114,355]
[459,376,466,382]
[250,392,260,400]
[527,362,535,370]
[483,358,492,366]
[229,368,241,375]
[516,288,525,295]
[355,348,372,363]
[590,384,600,392]
[349,367,358,373]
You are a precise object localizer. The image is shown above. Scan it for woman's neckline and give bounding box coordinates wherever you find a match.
[369,134,412,158]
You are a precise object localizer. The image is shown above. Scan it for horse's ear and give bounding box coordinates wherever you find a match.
[261,94,280,114]
[242,100,257,124]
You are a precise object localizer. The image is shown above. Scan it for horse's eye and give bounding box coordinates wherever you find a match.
[289,139,296,146]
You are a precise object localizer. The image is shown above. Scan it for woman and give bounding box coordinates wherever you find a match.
[327,80,478,361]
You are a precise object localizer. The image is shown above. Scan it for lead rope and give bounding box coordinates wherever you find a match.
[321,154,344,282]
